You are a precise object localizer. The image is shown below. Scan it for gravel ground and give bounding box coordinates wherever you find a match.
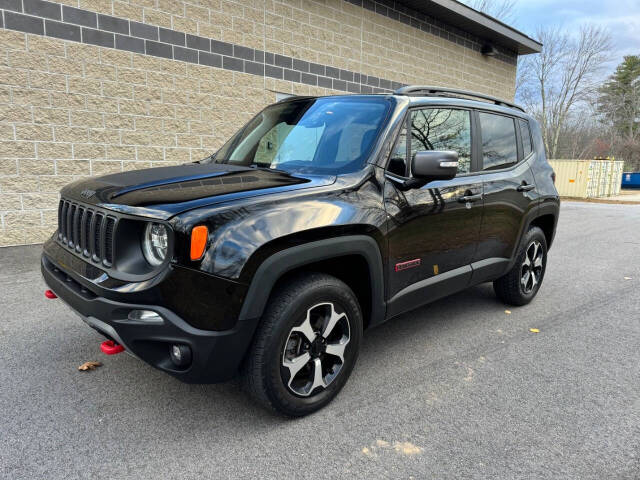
[1,201,639,479]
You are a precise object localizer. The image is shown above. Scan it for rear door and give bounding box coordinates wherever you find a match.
[472,111,537,283]
[384,107,484,317]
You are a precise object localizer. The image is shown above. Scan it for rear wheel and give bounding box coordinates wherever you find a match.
[242,272,362,416]
[494,226,547,306]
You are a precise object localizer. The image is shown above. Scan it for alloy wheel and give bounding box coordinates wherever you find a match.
[521,240,544,294]
[281,302,350,397]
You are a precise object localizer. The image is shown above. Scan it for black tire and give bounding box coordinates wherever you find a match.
[493,226,548,306]
[241,272,363,417]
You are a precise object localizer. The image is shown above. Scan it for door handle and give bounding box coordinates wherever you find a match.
[517,183,535,192]
[458,193,483,203]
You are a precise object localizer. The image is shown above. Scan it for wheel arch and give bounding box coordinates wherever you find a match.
[528,212,557,249]
[504,203,558,274]
[238,236,386,329]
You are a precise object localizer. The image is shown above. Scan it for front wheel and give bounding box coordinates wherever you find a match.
[494,226,548,306]
[242,272,362,416]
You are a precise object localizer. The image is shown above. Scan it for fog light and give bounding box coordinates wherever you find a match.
[128,309,163,324]
[170,344,192,367]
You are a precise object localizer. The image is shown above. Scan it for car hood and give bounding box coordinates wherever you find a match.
[60,163,336,218]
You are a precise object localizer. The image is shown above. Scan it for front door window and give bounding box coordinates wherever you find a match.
[409,109,472,174]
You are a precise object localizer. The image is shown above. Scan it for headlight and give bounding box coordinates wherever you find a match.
[142,222,168,266]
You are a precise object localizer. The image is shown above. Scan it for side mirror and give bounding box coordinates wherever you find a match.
[412,151,458,182]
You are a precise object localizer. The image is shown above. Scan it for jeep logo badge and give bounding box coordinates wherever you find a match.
[80,189,96,199]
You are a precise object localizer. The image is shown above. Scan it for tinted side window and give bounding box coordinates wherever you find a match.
[410,109,472,174]
[519,119,533,157]
[388,124,408,177]
[479,112,517,170]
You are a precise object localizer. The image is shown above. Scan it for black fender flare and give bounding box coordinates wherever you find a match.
[238,235,386,326]
[534,200,560,248]
[503,201,559,272]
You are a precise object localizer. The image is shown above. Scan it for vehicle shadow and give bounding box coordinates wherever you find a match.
[360,282,500,356]
[67,282,504,429]
[19,264,506,436]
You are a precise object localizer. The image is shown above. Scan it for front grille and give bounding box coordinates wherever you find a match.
[57,199,117,267]
[92,213,103,259]
[104,217,115,264]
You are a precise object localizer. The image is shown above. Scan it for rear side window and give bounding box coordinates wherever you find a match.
[519,119,533,157]
[479,112,518,170]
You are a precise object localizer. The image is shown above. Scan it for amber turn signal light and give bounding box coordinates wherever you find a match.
[190,225,208,261]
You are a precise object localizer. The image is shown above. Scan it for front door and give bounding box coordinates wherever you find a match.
[384,107,483,317]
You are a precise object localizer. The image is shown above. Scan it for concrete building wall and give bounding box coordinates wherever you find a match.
[0,0,518,246]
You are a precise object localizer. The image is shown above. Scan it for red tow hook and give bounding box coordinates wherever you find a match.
[100,340,125,355]
[44,289,57,299]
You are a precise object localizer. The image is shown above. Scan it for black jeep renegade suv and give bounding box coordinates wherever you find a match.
[42,86,559,416]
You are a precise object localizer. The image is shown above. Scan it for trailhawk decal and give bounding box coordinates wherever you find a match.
[395,259,421,272]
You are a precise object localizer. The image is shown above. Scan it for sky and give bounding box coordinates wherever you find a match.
[508,0,640,74]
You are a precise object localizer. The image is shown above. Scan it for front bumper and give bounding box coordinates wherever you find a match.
[42,253,258,383]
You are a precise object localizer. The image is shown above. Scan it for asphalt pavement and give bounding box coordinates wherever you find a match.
[1,201,639,479]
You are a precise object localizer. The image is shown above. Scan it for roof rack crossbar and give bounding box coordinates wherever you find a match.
[394,85,524,112]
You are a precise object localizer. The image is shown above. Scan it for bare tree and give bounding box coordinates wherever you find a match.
[557,111,600,159]
[517,25,612,159]
[463,0,518,23]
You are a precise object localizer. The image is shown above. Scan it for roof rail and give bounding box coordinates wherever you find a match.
[394,85,524,112]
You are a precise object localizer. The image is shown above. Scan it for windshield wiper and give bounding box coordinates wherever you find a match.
[195,151,220,164]
[249,164,289,174]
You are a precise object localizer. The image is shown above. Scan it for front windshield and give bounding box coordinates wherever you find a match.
[206,97,391,175]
